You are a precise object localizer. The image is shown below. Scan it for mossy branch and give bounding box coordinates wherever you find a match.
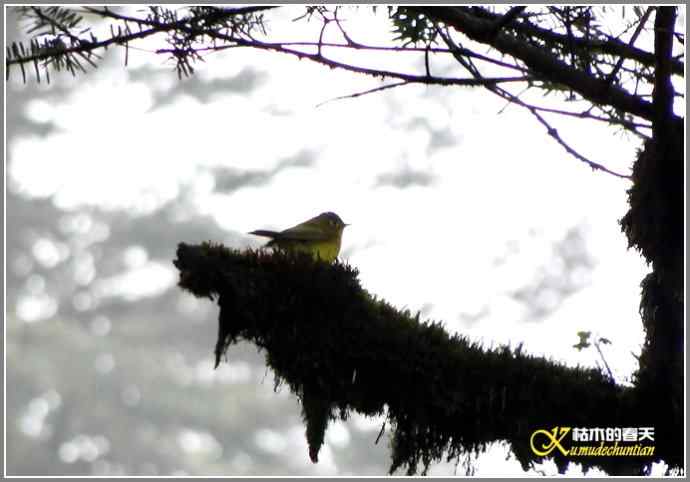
[173,242,659,475]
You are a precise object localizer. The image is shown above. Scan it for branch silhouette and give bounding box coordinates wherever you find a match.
[173,242,655,475]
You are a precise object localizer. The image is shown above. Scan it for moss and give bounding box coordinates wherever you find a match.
[174,243,666,475]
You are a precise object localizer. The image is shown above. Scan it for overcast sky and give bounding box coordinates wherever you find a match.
[6,5,680,476]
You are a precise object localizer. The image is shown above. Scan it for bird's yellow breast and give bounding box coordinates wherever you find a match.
[272,236,342,263]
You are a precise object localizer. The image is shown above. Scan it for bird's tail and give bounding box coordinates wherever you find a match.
[249,230,280,238]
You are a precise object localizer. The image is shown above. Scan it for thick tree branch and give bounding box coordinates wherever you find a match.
[173,243,660,476]
[652,7,677,139]
[448,5,684,75]
[412,7,676,124]
[490,5,527,36]
[616,8,683,475]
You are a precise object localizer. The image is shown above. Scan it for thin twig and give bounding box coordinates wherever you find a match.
[31,7,83,44]
[522,101,651,135]
[316,81,409,107]
[375,414,389,444]
[496,79,635,178]
[79,7,533,90]
[424,44,431,77]
[594,339,615,381]
[8,13,168,66]
[316,14,329,57]
[527,107,632,179]
[605,6,653,85]
[11,16,531,76]
[30,7,101,68]
[443,27,650,137]
[332,7,356,46]
[440,26,633,179]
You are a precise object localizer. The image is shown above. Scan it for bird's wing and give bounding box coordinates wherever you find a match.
[275,224,331,241]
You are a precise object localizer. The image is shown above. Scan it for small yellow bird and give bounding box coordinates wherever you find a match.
[249,211,349,263]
